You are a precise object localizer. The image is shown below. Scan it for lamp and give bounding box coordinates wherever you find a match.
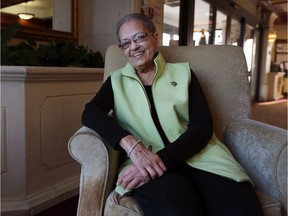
[17,2,34,20]
[268,30,277,42]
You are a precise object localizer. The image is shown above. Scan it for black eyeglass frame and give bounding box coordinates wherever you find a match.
[118,32,155,50]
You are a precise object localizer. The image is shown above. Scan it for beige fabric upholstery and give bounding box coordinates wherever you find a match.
[68,45,287,216]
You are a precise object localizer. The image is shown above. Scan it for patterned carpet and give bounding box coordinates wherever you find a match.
[251,97,287,130]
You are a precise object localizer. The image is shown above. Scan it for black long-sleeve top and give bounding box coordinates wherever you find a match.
[82,70,213,170]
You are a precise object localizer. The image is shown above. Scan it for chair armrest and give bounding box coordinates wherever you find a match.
[68,126,121,216]
[224,119,287,214]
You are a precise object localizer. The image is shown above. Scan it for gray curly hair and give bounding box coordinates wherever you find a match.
[116,13,156,41]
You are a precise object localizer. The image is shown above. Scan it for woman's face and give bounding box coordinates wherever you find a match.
[118,19,159,72]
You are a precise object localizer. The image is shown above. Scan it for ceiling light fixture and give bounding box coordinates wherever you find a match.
[17,13,34,20]
[17,1,34,20]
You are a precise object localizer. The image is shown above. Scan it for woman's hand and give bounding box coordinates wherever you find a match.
[129,143,166,180]
[117,164,150,190]
[119,135,167,182]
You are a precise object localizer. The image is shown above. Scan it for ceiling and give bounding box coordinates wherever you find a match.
[1,0,287,23]
[258,0,287,23]
[1,0,52,10]
[1,0,28,8]
[1,0,52,19]
[163,0,287,24]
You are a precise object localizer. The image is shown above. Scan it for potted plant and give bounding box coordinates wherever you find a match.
[1,23,104,68]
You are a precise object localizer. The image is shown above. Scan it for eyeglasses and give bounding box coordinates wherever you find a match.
[118,32,154,50]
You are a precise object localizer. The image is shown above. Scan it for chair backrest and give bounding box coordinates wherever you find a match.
[104,45,250,139]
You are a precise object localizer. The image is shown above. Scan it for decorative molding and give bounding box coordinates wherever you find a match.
[1,176,79,215]
[1,107,8,175]
[1,66,104,82]
[40,93,94,170]
[0,66,28,81]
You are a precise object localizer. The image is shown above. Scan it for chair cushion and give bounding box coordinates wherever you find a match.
[256,191,283,216]
[104,190,282,216]
[104,191,142,216]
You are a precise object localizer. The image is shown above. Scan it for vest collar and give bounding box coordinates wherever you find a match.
[121,52,166,82]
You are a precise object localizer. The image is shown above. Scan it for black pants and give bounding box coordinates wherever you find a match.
[132,165,263,216]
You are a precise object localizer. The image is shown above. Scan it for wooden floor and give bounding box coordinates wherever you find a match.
[35,97,287,216]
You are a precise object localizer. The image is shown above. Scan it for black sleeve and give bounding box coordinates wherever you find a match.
[157,70,213,170]
[81,77,131,149]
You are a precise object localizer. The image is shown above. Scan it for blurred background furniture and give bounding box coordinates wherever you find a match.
[267,72,286,100]
[68,45,287,216]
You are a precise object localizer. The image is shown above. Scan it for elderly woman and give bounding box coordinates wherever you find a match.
[82,13,263,216]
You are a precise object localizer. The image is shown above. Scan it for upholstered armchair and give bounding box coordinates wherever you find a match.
[68,45,287,216]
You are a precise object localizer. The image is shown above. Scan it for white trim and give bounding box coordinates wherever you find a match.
[1,176,79,215]
[1,66,104,81]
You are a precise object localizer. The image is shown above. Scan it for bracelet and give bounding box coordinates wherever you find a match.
[127,140,142,157]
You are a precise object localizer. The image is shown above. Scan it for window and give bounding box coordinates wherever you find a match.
[243,25,255,72]
[228,18,241,46]
[163,1,180,46]
[164,0,260,98]
[193,0,210,46]
[214,10,227,45]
